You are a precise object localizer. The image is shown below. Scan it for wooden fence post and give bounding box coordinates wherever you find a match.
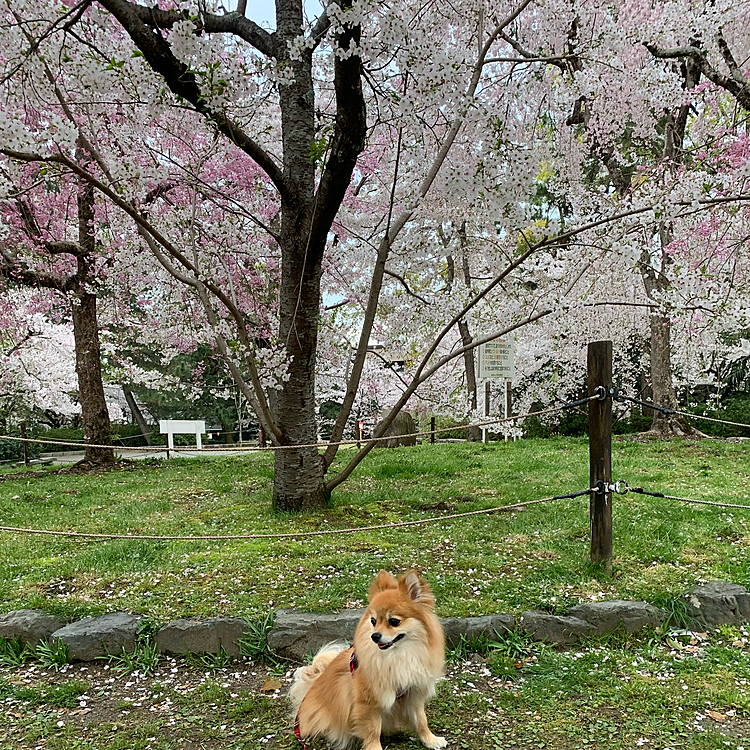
[430,416,436,444]
[588,340,613,574]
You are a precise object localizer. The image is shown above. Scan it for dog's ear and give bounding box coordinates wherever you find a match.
[368,570,398,600]
[398,570,436,609]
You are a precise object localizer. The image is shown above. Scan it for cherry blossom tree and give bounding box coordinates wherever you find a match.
[0,162,117,465]
[2,0,748,510]
[0,291,79,425]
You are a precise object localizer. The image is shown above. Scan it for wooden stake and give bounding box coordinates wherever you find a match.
[588,340,613,574]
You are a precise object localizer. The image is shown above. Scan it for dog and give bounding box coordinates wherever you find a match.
[289,569,446,750]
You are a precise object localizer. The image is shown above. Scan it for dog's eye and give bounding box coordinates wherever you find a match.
[388,617,401,627]
[370,617,376,626]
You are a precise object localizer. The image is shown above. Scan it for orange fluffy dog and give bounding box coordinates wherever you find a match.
[289,569,446,750]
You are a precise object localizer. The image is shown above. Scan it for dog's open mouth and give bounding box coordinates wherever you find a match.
[377,633,405,650]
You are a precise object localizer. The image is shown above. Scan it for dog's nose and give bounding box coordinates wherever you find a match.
[371,632,382,643]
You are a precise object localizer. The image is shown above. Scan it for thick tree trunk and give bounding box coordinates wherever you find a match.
[71,292,115,465]
[270,0,329,511]
[92,0,365,506]
[271,237,329,511]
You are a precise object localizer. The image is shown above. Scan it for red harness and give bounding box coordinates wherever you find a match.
[294,648,407,748]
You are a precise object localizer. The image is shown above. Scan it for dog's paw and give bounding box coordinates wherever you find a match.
[422,735,447,749]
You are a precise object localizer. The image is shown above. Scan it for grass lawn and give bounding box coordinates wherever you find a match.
[0,436,749,749]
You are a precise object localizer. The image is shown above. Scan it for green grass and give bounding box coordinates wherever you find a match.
[0,437,748,622]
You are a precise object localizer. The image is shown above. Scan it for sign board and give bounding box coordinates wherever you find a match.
[159,420,206,450]
[477,338,515,380]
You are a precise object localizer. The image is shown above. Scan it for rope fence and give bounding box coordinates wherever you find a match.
[2,341,749,558]
[0,396,601,455]
[615,482,750,511]
[2,392,748,459]
[0,476,747,544]
[0,488,594,542]
[613,390,750,431]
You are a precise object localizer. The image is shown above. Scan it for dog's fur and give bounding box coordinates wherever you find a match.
[289,569,446,750]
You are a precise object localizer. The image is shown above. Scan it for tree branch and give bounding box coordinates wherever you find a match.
[1,145,284,441]
[383,268,431,305]
[45,241,85,257]
[310,0,366,249]
[96,0,290,198]
[645,40,750,111]
[115,4,277,57]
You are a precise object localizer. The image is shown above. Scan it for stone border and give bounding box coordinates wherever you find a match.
[0,581,747,663]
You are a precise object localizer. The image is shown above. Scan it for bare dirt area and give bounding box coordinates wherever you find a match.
[0,658,293,750]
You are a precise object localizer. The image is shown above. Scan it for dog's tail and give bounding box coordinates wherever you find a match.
[289,641,349,715]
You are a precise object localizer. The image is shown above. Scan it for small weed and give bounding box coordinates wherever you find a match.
[135,617,162,640]
[104,617,162,675]
[238,610,287,669]
[184,645,233,671]
[650,593,692,629]
[106,638,161,675]
[447,633,491,662]
[486,628,534,661]
[46,681,90,708]
[0,636,33,667]
[35,638,72,670]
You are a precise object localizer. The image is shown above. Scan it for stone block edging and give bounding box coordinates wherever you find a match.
[0,581,746,662]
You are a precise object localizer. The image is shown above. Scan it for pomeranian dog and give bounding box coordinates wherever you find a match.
[289,569,446,750]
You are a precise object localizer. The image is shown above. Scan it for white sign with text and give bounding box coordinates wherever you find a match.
[477,338,515,380]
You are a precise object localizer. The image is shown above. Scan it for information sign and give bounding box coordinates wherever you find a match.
[477,338,515,380]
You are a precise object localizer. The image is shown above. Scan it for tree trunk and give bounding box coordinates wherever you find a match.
[640,249,701,438]
[221,420,235,445]
[78,0,366,506]
[458,319,482,441]
[271,244,329,509]
[269,0,330,512]
[638,57,703,438]
[643,307,699,437]
[71,292,115,465]
[123,386,152,445]
[452,224,481,441]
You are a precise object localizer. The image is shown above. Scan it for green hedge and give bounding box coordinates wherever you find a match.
[685,394,750,437]
[33,425,165,453]
[0,438,42,462]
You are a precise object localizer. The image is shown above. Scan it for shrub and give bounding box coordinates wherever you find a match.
[0,437,42,461]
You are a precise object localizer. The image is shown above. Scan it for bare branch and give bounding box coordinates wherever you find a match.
[45,241,84,257]
[645,40,750,111]
[383,268,431,305]
[112,4,277,58]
